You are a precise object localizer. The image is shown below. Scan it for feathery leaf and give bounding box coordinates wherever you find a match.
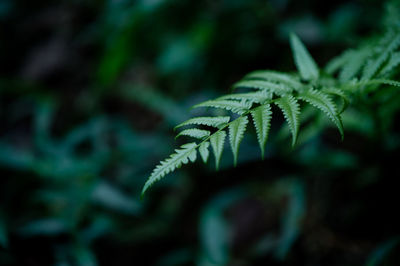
[298,89,344,140]
[321,87,349,113]
[338,48,370,82]
[199,141,210,163]
[275,95,300,146]
[251,104,272,159]
[142,143,197,196]
[176,129,210,139]
[175,116,230,130]
[380,51,400,75]
[244,70,303,90]
[229,116,249,166]
[233,80,293,95]
[210,131,226,170]
[290,33,319,80]
[193,99,251,115]
[218,91,272,104]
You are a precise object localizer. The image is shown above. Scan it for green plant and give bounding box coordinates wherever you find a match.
[142,24,400,196]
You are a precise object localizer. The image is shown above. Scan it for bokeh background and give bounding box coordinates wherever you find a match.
[1,0,400,265]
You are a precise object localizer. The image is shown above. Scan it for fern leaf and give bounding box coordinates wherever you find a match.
[380,51,400,75]
[347,79,400,91]
[175,116,230,129]
[290,33,319,80]
[233,80,293,95]
[372,79,400,87]
[218,91,272,104]
[298,89,344,139]
[325,50,353,75]
[228,116,249,166]
[275,95,300,146]
[339,48,370,82]
[210,131,226,170]
[199,141,210,163]
[142,143,197,196]
[193,99,251,115]
[321,87,349,113]
[251,104,272,159]
[176,129,210,139]
[244,70,303,90]
[362,31,400,80]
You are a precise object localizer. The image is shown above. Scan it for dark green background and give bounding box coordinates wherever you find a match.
[0,0,399,265]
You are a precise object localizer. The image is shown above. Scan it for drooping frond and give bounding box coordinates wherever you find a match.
[251,104,272,159]
[233,80,293,95]
[275,95,300,146]
[290,33,319,80]
[199,141,210,163]
[298,89,344,139]
[244,70,303,90]
[175,116,230,129]
[176,129,210,139]
[228,116,249,166]
[210,131,226,170]
[193,99,251,115]
[142,143,197,196]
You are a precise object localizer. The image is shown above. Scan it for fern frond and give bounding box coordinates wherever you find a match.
[244,70,303,90]
[199,141,210,163]
[275,95,300,146]
[229,116,249,166]
[380,51,400,75]
[176,129,210,139]
[362,30,400,80]
[233,80,293,95]
[210,131,227,170]
[298,89,344,139]
[290,33,319,80]
[141,143,197,196]
[193,99,251,115]
[175,116,230,129]
[142,25,400,196]
[251,104,272,159]
[218,91,272,104]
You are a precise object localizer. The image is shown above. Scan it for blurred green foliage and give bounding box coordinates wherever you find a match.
[0,0,400,265]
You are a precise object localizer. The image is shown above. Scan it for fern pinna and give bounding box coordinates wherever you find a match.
[142,30,400,196]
